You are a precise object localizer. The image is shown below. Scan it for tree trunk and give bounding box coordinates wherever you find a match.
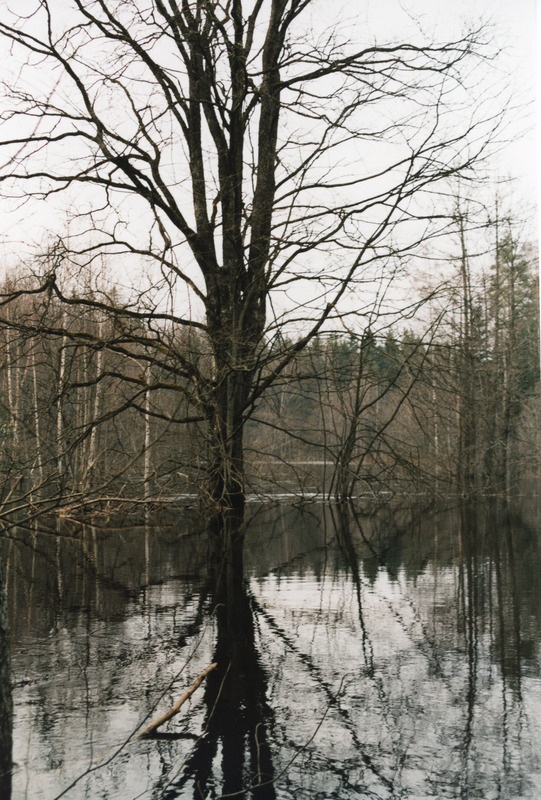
[56,321,67,480]
[5,331,19,455]
[205,367,251,518]
[143,368,152,505]
[30,346,44,496]
[456,211,477,495]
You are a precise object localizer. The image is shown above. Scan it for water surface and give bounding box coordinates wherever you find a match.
[5,501,541,799]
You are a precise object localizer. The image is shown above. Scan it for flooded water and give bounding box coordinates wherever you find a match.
[3,500,541,799]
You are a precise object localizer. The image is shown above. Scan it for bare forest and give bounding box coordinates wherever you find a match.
[0,213,538,521]
[0,1,535,527]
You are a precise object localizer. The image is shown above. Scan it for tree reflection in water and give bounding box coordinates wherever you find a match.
[4,500,541,799]
[161,515,277,799]
[0,536,12,799]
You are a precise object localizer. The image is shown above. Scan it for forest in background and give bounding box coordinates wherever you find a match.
[0,213,538,522]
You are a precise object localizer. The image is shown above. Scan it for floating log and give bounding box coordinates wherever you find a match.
[139,662,218,738]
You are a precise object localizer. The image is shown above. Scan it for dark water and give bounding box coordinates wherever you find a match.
[3,500,541,799]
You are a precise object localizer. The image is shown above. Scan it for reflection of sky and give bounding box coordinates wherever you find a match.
[251,564,541,799]
[11,549,541,800]
[12,586,218,800]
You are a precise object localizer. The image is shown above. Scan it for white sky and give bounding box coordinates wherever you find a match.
[0,0,538,258]
[360,0,538,209]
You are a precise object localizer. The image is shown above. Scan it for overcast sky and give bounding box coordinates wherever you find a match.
[354,0,538,210]
[0,0,537,254]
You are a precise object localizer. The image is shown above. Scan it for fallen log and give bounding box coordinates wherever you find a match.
[139,662,218,738]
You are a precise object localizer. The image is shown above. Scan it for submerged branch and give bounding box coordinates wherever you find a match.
[138,662,218,739]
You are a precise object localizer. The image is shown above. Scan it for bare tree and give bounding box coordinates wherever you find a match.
[0,0,504,520]
[409,197,539,497]
[482,222,539,492]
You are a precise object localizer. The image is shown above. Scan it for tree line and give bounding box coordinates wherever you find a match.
[0,213,537,520]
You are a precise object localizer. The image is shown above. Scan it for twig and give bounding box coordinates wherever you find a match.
[138,663,218,738]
